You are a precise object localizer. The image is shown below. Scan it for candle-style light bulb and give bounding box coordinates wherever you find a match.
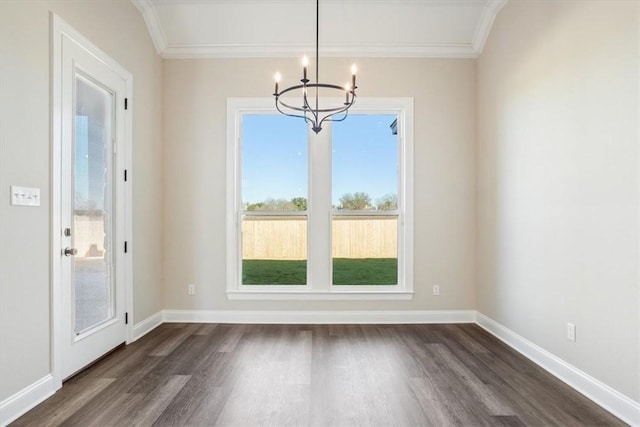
[274,72,281,94]
[351,64,357,89]
[344,83,351,104]
[302,56,309,81]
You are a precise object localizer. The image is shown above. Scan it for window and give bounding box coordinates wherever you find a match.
[241,115,308,285]
[227,98,413,300]
[332,115,398,286]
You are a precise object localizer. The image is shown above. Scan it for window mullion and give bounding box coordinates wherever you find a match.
[307,123,332,291]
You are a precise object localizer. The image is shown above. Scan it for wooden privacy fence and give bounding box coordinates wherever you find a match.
[75,215,106,258]
[242,215,398,260]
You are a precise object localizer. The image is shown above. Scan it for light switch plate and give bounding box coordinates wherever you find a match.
[10,186,41,206]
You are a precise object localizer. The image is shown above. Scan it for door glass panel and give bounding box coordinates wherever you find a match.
[73,73,114,334]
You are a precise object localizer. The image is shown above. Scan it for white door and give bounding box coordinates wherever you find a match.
[59,31,128,379]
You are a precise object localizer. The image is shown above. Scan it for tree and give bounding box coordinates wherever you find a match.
[245,202,265,211]
[290,197,307,211]
[376,193,398,210]
[245,196,307,211]
[261,198,292,210]
[338,192,372,210]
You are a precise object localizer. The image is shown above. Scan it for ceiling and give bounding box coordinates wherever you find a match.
[132,0,508,59]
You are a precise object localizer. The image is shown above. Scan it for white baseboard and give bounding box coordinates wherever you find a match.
[476,312,640,427]
[132,311,163,341]
[162,309,476,324]
[0,374,56,427]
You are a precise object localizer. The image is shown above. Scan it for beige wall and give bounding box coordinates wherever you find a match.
[162,57,477,311]
[477,0,639,401]
[0,0,163,401]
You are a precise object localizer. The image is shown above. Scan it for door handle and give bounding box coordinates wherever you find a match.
[64,247,78,257]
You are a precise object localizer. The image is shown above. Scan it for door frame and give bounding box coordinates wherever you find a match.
[51,13,133,390]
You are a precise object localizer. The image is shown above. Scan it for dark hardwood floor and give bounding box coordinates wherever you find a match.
[13,323,626,426]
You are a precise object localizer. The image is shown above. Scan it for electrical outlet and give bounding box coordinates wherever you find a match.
[433,285,440,296]
[188,284,196,295]
[567,323,576,341]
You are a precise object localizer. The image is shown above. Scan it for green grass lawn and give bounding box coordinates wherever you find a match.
[242,258,397,285]
[242,259,307,285]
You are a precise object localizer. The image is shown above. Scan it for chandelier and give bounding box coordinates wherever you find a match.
[273,0,358,134]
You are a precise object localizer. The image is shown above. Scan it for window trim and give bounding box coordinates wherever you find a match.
[226,97,414,300]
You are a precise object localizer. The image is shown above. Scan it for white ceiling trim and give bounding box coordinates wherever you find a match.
[471,0,508,53]
[152,0,490,4]
[132,0,168,54]
[132,0,508,59]
[161,43,479,59]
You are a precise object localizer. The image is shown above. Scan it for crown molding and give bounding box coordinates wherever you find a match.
[472,0,508,54]
[131,0,168,55]
[131,0,509,59]
[152,0,495,4]
[160,43,479,59]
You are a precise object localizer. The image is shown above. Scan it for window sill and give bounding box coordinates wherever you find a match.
[226,290,414,301]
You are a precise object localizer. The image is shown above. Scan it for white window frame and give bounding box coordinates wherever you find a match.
[226,97,413,300]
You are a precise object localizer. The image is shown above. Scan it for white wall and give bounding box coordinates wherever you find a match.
[162,57,477,311]
[477,0,639,402]
[0,0,163,401]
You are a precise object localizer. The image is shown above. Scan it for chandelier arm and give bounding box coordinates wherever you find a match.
[277,101,323,115]
[328,114,348,122]
[302,89,317,123]
[317,101,354,129]
[324,109,351,123]
[275,98,317,126]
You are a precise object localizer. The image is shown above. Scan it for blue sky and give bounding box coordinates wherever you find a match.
[242,114,398,206]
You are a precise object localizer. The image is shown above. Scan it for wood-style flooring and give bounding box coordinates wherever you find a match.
[13,323,626,426]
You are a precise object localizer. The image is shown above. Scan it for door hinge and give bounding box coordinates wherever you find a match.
[125,312,129,324]
[124,169,128,182]
[124,98,128,110]
[124,241,128,253]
